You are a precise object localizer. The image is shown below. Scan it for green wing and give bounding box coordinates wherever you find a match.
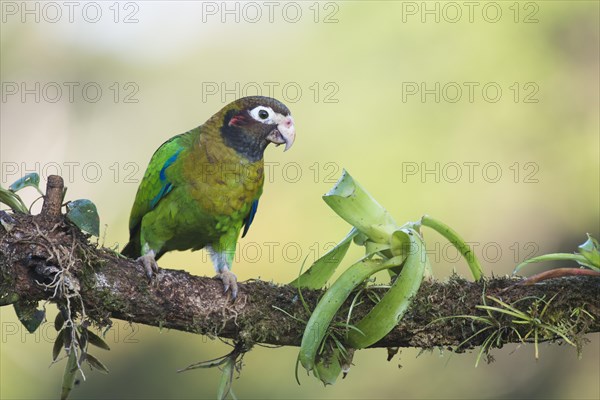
[123,130,196,256]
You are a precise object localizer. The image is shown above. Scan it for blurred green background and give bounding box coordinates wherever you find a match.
[1,1,598,399]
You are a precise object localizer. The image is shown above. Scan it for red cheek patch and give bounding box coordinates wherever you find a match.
[229,115,248,127]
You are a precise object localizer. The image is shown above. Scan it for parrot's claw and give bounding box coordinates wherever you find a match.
[136,253,159,280]
[217,268,238,299]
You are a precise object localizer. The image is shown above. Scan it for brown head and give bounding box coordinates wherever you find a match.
[215,96,296,162]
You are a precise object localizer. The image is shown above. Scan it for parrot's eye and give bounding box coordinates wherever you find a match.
[249,106,274,123]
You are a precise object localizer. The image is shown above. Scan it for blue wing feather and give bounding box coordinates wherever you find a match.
[149,148,182,209]
[241,199,259,238]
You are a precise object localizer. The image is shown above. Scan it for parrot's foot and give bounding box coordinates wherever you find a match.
[136,251,159,280]
[216,267,238,299]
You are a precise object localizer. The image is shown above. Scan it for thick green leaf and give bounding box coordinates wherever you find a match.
[347,230,427,349]
[578,234,600,270]
[323,170,397,244]
[314,349,342,386]
[386,228,413,277]
[364,240,391,257]
[9,173,41,193]
[66,199,100,236]
[420,215,483,281]
[299,257,402,372]
[289,229,357,289]
[390,229,411,257]
[0,188,29,214]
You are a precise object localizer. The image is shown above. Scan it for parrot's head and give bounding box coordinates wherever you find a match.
[218,96,296,161]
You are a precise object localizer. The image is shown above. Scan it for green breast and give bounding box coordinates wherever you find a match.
[184,140,264,216]
[166,132,264,248]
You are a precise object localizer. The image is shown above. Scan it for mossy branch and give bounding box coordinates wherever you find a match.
[1,213,599,350]
[0,176,598,352]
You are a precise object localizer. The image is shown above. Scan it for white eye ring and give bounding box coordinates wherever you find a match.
[249,106,274,123]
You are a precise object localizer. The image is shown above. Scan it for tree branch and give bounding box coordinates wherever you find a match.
[0,176,598,352]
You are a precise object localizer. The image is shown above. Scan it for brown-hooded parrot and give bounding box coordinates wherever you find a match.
[122,96,296,298]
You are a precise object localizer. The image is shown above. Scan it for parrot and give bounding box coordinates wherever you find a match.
[122,96,296,298]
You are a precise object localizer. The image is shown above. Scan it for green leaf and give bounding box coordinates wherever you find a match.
[78,329,88,353]
[0,187,29,214]
[513,253,594,275]
[66,199,100,236]
[53,329,65,361]
[217,358,234,400]
[314,349,343,386]
[86,329,111,351]
[347,229,427,349]
[64,327,73,350]
[86,354,109,374]
[299,257,402,372]
[54,310,65,331]
[9,173,41,194]
[390,229,411,257]
[13,302,45,333]
[289,229,357,289]
[364,240,391,257]
[578,234,600,270]
[420,215,483,281]
[323,170,397,244]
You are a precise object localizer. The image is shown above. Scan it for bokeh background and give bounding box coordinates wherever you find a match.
[1,1,599,399]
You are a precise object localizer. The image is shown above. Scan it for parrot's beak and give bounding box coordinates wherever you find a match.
[267,115,295,151]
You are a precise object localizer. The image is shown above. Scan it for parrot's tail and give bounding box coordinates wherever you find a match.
[121,239,140,259]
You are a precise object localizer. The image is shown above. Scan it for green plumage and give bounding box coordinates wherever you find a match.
[122,96,295,297]
[123,127,263,262]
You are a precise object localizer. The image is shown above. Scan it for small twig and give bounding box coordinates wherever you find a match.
[516,268,600,285]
